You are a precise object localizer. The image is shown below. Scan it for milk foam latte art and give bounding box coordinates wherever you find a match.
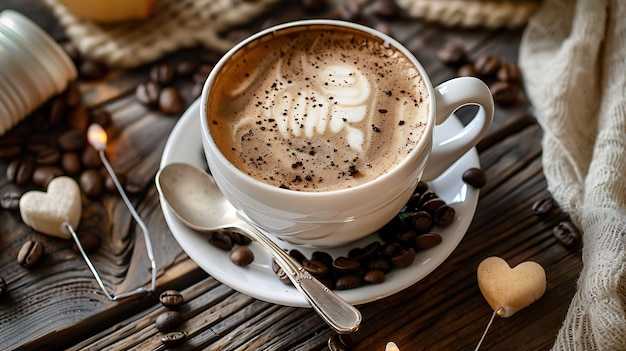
[208,26,430,191]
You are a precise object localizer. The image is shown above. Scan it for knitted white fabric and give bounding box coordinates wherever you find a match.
[520,0,626,350]
[45,0,279,68]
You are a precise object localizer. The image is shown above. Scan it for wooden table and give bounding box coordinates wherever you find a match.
[0,2,581,350]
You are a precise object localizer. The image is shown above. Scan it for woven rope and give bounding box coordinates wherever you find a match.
[45,0,279,68]
[396,0,542,28]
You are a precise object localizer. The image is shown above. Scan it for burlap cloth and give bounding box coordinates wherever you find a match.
[519,0,626,349]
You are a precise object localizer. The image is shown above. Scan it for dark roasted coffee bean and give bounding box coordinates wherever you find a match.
[532,196,560,216]
[302,259,329,278]
[335,274,361,290]
[497,61,522,83]
[417,191,438,208]
[228,231,252,245]
[363,269,385,284]
[150,63,175,85]
[48,96,66,126]
[363,0,400,18]
[319,276,335,290]
[289,249,306,263]
[66,105,90,131]
[312,251,333,267]
[230,246,254,266]
[0,135,23,159]
[136,81,161,108]
[58,129,87,151]
[462,167,487,188]
[553,221,583,249]
[160,290,184,307]
[411,211,433,233]
[349,241,381,262]
[61,41,82,64]
[395,230,417,247]
[32,166,63,189]
[79,59,108,80]
[17,240,44,268]
[81,146,102,168]
[458,63,477,77]
[36,145,61,165]
[437,41,467,66]
[391,247,415,268]
[208,231,233,251]
[155,310,184,332]
[61,152,82,175]
[80,169,104,198]
[158,87,184,115]
[433,205,456,227]
[333,257,361,275]
[415,181,429,195]
[25,134,49,153]
[72,231,101,254]
[422,198,446,215]
[367,257,392,273]
[490,81,518,106]
[0,276,6,297]
[381,242,402,258]
[161,331,187,348]
[7,158,34,185]
[176,60,198,77]
[90,108,112,127]
[64,82,82,107]
[1,191,21,210]
[474,54,501,76]
[414,233,443,250]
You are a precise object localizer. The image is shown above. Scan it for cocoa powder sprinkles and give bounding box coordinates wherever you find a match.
[208,25,430,191]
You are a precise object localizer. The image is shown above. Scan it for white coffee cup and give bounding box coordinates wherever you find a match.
[200,20,493,247]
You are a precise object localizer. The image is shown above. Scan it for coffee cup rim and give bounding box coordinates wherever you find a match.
[200,19,437,196]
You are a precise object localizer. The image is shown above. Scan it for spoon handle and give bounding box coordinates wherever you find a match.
[237,222,361,334]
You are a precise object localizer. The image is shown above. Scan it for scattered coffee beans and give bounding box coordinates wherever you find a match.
[490,81,518,106]
[17,240,45,268]
[553,221,583,250]
[474,53,500,76]
[136,82,161,108]
[158,87,184,115]
[229,246,254,266]
[155,310,184,333]
[437,41,467,66]
[462,167,487,188]
[160,290,185,308]
[531,196,560,217]
[0,191,21,210]
[161,331,187,348]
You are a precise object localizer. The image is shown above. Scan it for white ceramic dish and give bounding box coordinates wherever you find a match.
[159,98,480,307]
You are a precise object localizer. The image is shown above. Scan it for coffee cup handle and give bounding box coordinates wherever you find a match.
[421,77,494,181]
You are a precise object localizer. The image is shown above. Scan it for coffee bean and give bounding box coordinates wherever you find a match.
[48,96,66,126]
[391,247,415,268]
[302,259,329,278]
[161,331,187,348]
[474,54,501,76]
[363,269,385,284]
[410,211,433,233]
[7,158,34,185]
[81,146,102,168]
[332,257,361,275]
[176,60,198,77]
[462,167,487,188]
[63,82,82,107]
[350,241,381,263]
[25,134,49,153]
[433,205,455,227]
[289,249,306,263]
[414,233,442,250]
[532,196,560,216]
[160,290,184,307]
[36,145,61,165]
[17,240,44,268]
[66,105,90,131]
[229,246,254,266]
[192,64,214,84]
[80,169,104,198]
[61,152,82,175]
[553,221,583,249]
[0,135,23,159]
[60,41,82,65]
[1,191,21,210]
[335,275,361,290]
[490,81,518,106]
[274,265,291,285]
[437,42,467,66]
[395,230,417,247]
[58,129,87,151]
[367,257,392,273]
[228,231,252,246]
[0,276,6,297]
[158,87,184,115]
[136,81,161,108]
[300,0,328,13]
[208,231,233,251]
[422,198,446,215]
[312,251,333,267]
[458,63,477,77]
[155,310,184,333]
[150,63,175,85]
[32,166,63,189]
[79,59,108,80]
[497,61,522,83]
[90,108,112,127]
[72,231,101,254]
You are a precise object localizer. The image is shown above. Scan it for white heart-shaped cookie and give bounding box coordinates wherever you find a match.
[477,256,546,318]
[19,176,82,239]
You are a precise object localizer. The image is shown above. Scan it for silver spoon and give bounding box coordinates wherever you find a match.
[156,162,361,334]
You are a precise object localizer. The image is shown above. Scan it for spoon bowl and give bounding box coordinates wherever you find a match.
[156,162,361,334]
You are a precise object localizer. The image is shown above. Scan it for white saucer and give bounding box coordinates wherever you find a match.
[160,98,480,307]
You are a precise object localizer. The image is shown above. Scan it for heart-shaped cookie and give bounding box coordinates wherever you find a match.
[19,176,82,239]
[477,256,546,318]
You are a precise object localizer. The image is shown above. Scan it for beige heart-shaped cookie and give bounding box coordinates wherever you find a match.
[477,256,546,318]
[19,176,82,239]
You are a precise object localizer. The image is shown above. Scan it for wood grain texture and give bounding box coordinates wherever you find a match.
[0,1,583,350]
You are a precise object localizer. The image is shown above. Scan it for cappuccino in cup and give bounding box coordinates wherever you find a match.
[207,25,430,192]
